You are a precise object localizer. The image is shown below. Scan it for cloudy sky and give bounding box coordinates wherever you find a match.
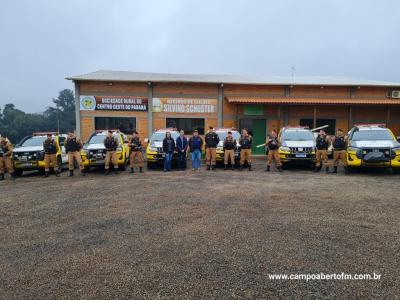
[1,0,399,112]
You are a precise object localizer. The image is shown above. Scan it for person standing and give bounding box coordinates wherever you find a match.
[0,135,15,180]
[239,129,253,171]
[43,133,60,177]
[331,129,347,174]
[266,129,282,172]
[176,130,188,171]
[162,131,175,172]
[65,130,85,177]
[128,131,144,174]
[204,126,220,171]
[188,130,203,171]
[223,131,236,170]
[104,130,119,175]
[315,129,330,173]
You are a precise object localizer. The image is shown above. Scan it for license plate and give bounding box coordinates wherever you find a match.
[91,159,105,164]
[298,148,303,151]
[21,163,32,167]
[295,154,307,158]
[20,156,28,161]
[235,153,239,157]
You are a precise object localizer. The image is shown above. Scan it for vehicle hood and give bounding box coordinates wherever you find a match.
[85,143,106,150]
[350,140,398,148]
[282,140,315,148]
[13,146,44,153]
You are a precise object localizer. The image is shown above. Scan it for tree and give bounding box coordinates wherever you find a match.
[0,89,76,143]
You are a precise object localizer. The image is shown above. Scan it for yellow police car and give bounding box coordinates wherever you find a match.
[81,130,129,171]
[345,124,400,173]
[278,127,316,166]
[215,128,241,165]
[12,132,68,176]
[146,128,180,169]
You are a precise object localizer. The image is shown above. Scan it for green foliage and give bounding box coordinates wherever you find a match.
[0,89,75,144]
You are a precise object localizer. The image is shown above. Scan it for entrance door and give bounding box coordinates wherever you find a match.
[239,119,266,154]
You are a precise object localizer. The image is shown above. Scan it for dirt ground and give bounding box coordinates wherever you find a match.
[1,159,399,299]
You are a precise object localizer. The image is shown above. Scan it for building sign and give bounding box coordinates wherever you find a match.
[80,96,148,111]
[244,104,264,116]
[152,98,217,114]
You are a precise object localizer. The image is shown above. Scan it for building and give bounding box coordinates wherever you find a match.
[67,70,400,154]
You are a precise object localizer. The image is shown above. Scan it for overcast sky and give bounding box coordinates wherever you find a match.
[1,0,399,112]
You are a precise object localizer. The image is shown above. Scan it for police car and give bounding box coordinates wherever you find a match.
[12,132,68,176]
[80,130,129,171]
[146,128,180,169]
[278,127,316,166]
[215,128,241,165]
[345,124,400,173]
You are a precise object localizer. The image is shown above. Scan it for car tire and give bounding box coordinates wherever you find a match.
[119,162,127,171]
[344,166,352,174]
[147,162,156,170]
[392,168,400,174]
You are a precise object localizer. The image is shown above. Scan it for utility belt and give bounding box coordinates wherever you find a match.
[333,148,345,151]
[316,148,328,151]
[106,148,116,152]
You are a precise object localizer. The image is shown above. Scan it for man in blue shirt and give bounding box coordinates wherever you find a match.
[188,130,203,171]
[176,130,188,170]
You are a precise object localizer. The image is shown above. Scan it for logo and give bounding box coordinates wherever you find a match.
[80,96,96,110]
[152,98,163,112]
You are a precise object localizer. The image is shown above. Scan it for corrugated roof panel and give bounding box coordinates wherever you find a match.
[66,70,400,87]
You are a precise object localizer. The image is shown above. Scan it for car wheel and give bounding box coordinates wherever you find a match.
[147,162,156,170]
[119,161,127,171]
[393,168,400,174]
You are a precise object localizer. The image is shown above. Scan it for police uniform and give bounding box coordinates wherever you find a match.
[43,136,60,176]
[239,134,252,170]
[332,134,347,173]
[204,131,220,170]
[315,134,330,172]
[223,135,236,169]
[104,135,119,173]
[129,136,143,173]
[266,135,282,171]
[0,138,15,180]
[65,136,84,176]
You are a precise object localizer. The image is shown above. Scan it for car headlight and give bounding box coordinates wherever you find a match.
[391,147,400,157]
[149,147,158,152]
[348,147,362,159]
[81,150,88,156]
[217,147,223,152]
[279,146,291,152]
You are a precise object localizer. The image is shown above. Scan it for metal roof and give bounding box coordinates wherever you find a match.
[226,96,400,105]
[66,70,400,87]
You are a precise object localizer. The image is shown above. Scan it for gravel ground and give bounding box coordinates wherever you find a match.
[1,159,399,299]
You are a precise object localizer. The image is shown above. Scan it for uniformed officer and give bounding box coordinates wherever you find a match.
[0,135,15,180]
[204,126,220,171]
[315,129,330,173]
[104,130,119,175]
[43,133,60,177]
[223,131,236,170]
[266,129,282,172]
[239,128,253,171]
[65,130,85,176]
[331,128,347,173]
[128,130,143,173]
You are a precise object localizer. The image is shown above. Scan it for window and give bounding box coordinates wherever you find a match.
[166,118,205,135]
[300,118,336,135]
[95,117,136,135]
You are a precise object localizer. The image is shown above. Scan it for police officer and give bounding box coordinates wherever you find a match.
[0,135,15,180]
[315,129,330,173]
[104,130,119,175]
[331,128,347,173]
[128,130,143,173]
[266,129,282,172]
[239,128,253,171]
[223,131,236,170]
[43,133,60,177]
[65,130,85,176]
[204,126,220,171]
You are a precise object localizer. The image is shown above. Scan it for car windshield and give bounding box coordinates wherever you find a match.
[281,130,314,141]
[216,131,240,140]
[21,136,47,147]
[351,130,393,141]
[88,134,118,144]
[150,132,179,141]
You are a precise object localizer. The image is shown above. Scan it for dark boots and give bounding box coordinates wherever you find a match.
[314,165,322,172]
[114,168,119,175]
[239,165,244,171]
[105,169,110,175]
[0,174,4,181]
[80,170,86,176]
[332,166,338,173]
[139,167,143,173]
[266,165,270,172]
[68,170,74,177]
[44,172,49,177]
[206,165,211,171]
[224,164,227,170]
[130,168,134,174]
[325,166,330,173]
[211,165,215,171]
[277,165,283,172]
[248,164,252,171]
